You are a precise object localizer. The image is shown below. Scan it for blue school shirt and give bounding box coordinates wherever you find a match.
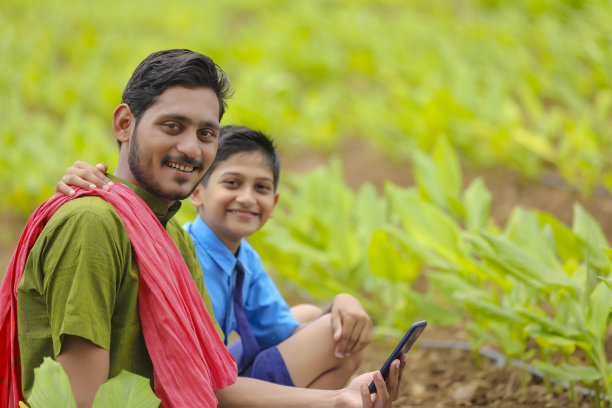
[184,215,299,350]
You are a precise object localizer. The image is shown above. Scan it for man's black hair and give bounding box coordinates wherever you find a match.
[119,49,231,146]
[200,125,280,190]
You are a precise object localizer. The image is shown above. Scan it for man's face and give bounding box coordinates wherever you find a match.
[127,86,220,203]
[195,151,279,252]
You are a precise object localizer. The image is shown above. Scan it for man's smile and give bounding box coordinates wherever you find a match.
[166,160,197,173]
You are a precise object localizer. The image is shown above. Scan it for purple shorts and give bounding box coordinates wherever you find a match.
[228,340,295,386]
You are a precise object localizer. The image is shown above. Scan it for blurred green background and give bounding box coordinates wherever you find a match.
[2,0,612,220]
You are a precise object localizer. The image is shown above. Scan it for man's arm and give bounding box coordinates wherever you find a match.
[56,335,110,408]
[215,355,406,408]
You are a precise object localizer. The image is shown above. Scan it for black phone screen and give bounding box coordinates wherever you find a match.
[368,320,427,393]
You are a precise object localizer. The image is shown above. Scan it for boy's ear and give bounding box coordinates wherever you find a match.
[113,103,135,143]
[189,184,205,207]
[270,192,280,217]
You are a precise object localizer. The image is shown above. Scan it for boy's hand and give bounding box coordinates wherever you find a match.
[330,293,372,358]
[56,161,112,196]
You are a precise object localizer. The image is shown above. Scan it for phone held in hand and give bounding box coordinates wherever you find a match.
[369,320,427,394]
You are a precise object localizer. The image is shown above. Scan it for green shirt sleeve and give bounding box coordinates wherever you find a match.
[36,197,131,356]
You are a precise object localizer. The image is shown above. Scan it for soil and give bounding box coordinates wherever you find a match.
[2,141,612,407]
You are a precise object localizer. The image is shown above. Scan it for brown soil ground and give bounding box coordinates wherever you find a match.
[2,142,611,407]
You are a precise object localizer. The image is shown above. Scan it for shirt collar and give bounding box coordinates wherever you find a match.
[107,174,182,227]
[191,214,244,277]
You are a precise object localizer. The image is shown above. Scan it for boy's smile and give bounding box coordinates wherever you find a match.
[191,151,279,253]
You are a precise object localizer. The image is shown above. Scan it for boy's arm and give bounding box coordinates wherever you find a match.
[56,335,110,408]
[216,355,406,408]
[324,294,373,358]
[56,161,113,195]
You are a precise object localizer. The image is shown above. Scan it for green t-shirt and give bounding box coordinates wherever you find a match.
[17,175,221,397]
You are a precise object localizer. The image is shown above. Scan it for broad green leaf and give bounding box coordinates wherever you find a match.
[488,322,525,358]
[505,208,563,271]
[427,270,488,301]
[367,229,420,283]
[453,293,521,323]
[586,282,612,342]
[471,232,575,289]
[385,185,464,262]
[432,136,462,202]
[27,358,77,408]
[598,275,612,291]
[515,306,581,338]
[532,360,602,383]
[463,177,492,231]
[412,150,447,210]
[573,204,610,271]
[524,324,577,355]
[537,212,582,261]
[92,371,160,408]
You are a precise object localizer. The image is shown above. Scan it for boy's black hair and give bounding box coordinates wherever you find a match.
[119,48,231,146]
[200,125,280,190]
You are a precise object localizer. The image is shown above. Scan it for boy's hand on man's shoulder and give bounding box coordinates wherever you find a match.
[330,293,373,358]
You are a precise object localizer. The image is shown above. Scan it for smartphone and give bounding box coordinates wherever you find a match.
[368,320,427,393]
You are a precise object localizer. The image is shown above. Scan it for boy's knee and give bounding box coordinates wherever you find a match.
[291,304,323,324]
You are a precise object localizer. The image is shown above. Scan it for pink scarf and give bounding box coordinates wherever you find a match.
[0,183,237,407]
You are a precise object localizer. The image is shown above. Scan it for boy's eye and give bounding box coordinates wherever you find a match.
[256,184,272,192]
[222,180,238,187]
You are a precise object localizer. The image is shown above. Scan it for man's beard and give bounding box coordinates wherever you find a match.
[128,128,202,202]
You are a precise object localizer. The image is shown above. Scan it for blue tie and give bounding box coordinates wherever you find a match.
[233,260,260,371]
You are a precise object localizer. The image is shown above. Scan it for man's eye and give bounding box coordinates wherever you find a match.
[163,123,180,133]
[199,129,216,140]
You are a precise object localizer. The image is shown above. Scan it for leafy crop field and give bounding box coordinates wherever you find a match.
[2,0,612,406]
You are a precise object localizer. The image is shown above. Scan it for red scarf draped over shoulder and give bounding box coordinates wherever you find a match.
[0,183,237,407]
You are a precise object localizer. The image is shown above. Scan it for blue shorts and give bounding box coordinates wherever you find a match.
[228,340,295,386]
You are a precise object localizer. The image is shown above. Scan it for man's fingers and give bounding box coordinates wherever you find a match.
[360,382,373,408]
[385,359,402,401]
[372,371,389,408]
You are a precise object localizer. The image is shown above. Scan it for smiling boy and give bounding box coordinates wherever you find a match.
[184,125,372,389]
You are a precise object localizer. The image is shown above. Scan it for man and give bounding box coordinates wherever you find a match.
[25,48,406,408]
[12,48,236,408]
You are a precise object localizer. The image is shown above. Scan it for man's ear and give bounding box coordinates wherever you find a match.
[113,103,134,144]
[189,184,205,207]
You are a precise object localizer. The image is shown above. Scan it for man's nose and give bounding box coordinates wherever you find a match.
[176,132,200,158]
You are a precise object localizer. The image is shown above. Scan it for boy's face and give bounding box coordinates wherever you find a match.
[115,86,220,203]
[190,151,279,253]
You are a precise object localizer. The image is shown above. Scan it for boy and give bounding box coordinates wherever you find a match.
[59,125,373,390]
[184,125,372,389]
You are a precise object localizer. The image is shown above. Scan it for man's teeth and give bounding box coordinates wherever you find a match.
[167,161,194,172]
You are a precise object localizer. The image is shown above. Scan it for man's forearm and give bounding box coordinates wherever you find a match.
[216,377,341,408]
[56,335,110,408]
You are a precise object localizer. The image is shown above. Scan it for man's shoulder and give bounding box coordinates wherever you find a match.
[46,195,125,234]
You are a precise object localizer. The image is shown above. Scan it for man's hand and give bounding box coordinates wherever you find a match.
[330,294,373,358]
[339,354,407,408]
[56,161,112,196]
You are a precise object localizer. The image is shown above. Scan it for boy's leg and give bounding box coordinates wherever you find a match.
[277,313,364,389]
[290,304,322,324]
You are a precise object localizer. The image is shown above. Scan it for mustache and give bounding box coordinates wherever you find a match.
[162,154,203,169]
